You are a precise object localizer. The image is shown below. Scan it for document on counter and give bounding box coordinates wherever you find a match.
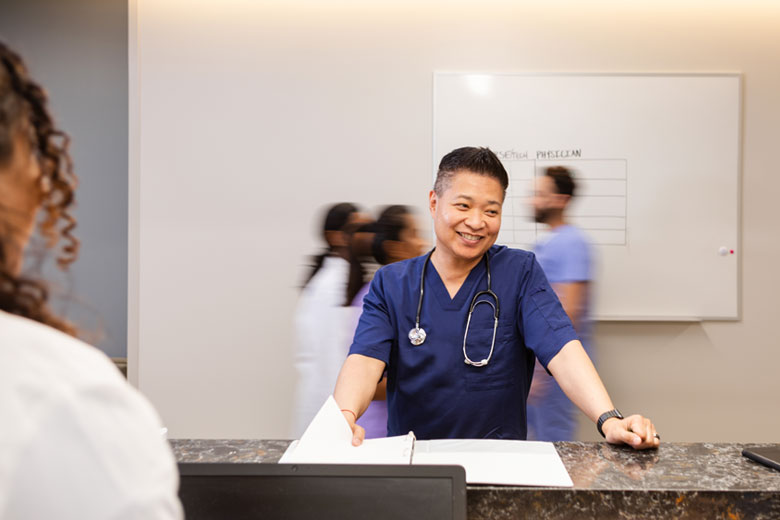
[280,396,414,465]
[280,396,573,487]
[413,439,572,487]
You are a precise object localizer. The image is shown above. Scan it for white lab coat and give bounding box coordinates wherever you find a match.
[0,310,182,520]
[292,256,360,437]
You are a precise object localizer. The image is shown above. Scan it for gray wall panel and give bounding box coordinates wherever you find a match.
[1,0,128,357]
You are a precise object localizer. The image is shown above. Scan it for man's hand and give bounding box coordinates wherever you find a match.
[602,414,660,450]
[546,342,660,451]
[334,354,385,447]
[342,410,366,446]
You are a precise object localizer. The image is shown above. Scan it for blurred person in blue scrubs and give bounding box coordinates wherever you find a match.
[334,147,659,450]
[527,166,595,441]
[292,203,371,437]
[0,40,182,519]
[350,206,426,438]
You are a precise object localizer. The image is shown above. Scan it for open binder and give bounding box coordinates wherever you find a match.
[281,396,573,487]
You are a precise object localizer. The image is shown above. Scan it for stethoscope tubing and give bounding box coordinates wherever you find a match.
[411,248,500,367]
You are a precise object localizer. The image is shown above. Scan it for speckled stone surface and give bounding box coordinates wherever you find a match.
[170,440,780,519]
[172,439,289,463]
[469,442,780,519]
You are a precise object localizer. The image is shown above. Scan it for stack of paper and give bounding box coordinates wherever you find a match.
[280,396,414,465]
[280,396,573,487]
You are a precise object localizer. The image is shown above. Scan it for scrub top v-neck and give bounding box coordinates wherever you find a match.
[349,245,578,440]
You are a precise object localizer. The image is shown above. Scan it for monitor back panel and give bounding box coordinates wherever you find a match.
[178,463,467,520]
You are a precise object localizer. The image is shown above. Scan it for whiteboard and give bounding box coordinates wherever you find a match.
[433,73,741,320]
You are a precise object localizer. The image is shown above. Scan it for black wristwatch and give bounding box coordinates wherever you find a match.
[597,409,624,438]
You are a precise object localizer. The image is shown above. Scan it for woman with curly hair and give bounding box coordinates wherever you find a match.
[0,40,182,518]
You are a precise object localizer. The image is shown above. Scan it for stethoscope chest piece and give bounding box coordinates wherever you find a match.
[408,327,427,346]
[409,248,500,367]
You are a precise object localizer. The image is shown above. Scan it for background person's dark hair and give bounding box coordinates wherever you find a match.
[303,202,366,306]
[303,202,359,287]
[322,203,359,239]
[0,40,78,336]
[433,146,509,196]
[544,166,576,198]
[371,205,412,265]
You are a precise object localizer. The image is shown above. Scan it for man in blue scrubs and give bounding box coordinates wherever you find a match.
[334,147,659,449]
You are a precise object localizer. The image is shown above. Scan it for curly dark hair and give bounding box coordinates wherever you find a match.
[0,40,79,335]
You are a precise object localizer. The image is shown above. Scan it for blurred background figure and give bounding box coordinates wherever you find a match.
[292,203,371,437]
[350,205,425,438]
[527,166,595,441]
[0,40,182,518]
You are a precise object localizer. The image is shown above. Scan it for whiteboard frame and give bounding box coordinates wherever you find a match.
[432,71,743,322]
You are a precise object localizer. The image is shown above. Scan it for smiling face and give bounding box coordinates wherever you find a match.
[429,169,503,266]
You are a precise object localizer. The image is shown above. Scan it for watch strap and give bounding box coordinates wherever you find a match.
[597,409,624,438]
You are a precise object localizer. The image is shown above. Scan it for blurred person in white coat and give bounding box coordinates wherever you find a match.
[292,203,370,437]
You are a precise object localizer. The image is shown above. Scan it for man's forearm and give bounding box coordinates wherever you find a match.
[546,339,613,423]
[333,354,386,419]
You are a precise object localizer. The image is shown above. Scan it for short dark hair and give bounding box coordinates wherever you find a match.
[544,166,576,197]
[434,147,509,196]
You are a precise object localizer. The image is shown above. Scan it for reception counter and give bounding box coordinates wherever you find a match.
[171,440,780,519]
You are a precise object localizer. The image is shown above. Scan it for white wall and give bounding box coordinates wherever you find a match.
[131,0,780,441]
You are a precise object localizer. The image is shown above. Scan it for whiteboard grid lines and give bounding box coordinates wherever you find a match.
[500,157,628,246]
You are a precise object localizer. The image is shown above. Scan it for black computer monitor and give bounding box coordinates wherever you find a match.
[178,463,467,520]
[742,446,780,472]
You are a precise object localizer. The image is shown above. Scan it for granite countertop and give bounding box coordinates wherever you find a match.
[171,440,780,519]
[171,439,780,492]
[172,439,291,465]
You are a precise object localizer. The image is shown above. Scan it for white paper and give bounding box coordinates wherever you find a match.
[279,396,414,465]
[412,439,573,487]
[280,397,574,487]
[298,395,353,446]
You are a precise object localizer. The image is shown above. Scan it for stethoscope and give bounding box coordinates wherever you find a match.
[408,248,500,367]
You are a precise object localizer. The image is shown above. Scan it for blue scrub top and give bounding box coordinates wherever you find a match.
[528,225,594,441]
[349,245,579,440]
[534,224,593,349]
